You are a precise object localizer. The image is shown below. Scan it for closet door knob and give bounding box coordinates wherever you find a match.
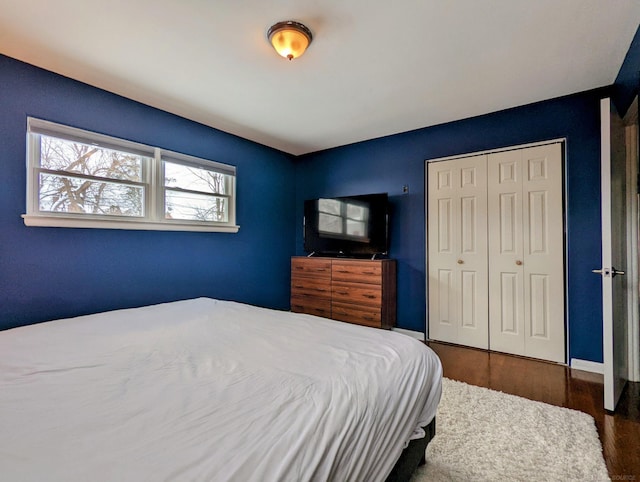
[515,260,523,266]
[457,259,464,264]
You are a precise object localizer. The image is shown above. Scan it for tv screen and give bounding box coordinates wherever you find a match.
[304,193,389,256]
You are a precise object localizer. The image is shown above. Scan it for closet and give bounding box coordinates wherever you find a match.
[427,143,565,363]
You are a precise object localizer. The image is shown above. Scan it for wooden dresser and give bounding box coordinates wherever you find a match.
[290,256,396,329]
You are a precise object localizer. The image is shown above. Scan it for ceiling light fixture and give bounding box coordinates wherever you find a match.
[267,21,313,61]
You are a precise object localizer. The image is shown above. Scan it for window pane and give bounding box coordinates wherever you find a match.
[346,202,368,221]
[319,198,341,215]
[319,213,343,234]
[165,190,228,222]
[346,219,368,238]
[164,161,227,195]
[39,173,144,216]
[40,135,144,182]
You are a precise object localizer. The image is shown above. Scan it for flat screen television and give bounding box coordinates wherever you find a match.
[304,193,389,257]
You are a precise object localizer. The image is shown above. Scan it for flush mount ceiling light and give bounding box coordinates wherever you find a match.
[267,21,313,60]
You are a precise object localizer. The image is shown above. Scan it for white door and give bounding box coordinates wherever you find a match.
[487,149,526,355]
[487,144,565,362]
[598,97,629,411]
[520,144,565,362]
[428,155,489,349]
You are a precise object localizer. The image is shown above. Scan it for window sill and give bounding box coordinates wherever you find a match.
[22,214,240,233]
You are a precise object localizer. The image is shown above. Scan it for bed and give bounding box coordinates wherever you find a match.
[0,298,442,481]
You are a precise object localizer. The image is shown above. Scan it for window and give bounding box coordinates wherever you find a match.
[24,118,238,232]
[163,156,230,223]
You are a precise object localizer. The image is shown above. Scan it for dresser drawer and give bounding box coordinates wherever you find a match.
[331,302,381,328]
[291,277,331,299]
[291,296,332,318]
[332,261,382,284]
[332,282,382,306]
[291,258,332,278]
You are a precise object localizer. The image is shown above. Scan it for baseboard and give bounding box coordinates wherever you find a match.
[570,358,604,374]
[392,327,426,341]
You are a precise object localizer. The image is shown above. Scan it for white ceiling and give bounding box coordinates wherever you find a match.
[0,1,639,155]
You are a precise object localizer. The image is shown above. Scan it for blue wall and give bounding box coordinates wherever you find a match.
[295,88,608,363]
[0,55,296,329]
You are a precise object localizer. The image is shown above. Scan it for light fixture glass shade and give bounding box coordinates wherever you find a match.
[267,21,312,60]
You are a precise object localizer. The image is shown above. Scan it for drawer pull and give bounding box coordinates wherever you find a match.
[336,291,348,295]
[362,271,375,275]
[336,270,349,273]
[315,288,327,292]
[364,295,377,299]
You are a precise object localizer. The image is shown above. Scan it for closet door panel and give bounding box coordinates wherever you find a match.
[456,156,489,348]
[488,150,525,356]
[499,272,519,334]
[529,274,550,338]
[428,156,488,349]
[428,164,459,343]
[521,144,565,362]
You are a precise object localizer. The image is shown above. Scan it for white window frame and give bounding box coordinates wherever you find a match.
[23,118,239,233]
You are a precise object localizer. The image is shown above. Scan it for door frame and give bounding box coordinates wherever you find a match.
[600,97,628,410]
[424,138,570,363]
[623,97,639,382]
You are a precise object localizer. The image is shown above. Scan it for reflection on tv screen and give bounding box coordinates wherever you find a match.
[317,199,369,242]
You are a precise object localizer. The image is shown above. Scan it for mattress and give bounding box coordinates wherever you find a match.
[0,298,442,481]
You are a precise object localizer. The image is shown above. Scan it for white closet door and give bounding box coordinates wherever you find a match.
[487,150,526,355]
[487,144,565,362]
[521,144,565,362]
[428,155,489,349]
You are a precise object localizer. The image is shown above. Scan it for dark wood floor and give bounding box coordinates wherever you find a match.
[427,341,640,480]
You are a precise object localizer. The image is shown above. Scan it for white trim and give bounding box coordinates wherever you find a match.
[424,138,566,164]
[161,149,236,176]
[570,358,604,375]
[151,148,161,223]
[28,117,155,158]
[22,214,240,233]
[561,140,570,364]
[625,118,640,382]
[600,98,615,411]
[392,327,425,341]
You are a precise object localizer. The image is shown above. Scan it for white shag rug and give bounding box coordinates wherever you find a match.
[411,378,610,482]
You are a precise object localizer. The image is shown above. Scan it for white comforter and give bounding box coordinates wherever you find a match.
[0,298,442,481]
